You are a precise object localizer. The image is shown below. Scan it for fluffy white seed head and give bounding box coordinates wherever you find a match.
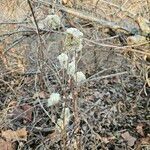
[46,15,61,29]
[57,53,68,69]
[67,60,76,76]
[65,28,83,52]
[38,15,61,30]
[48,93,61,107]
[66,28,83,38]
[74,71,86,83]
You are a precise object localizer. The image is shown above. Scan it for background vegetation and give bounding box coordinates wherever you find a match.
[0,0,149,149]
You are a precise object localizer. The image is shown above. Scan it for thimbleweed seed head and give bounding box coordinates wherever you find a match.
[74,71,86,83]
[67,60,76,76]
[66,28,83,38]
[46,15,61,29]
[136,16,150,34]
[48,93,61,107]
[65,28,83,52]
[57,53,68,69]
[39,15,61,30]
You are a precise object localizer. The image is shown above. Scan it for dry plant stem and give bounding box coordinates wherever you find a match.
[146,0,150,19]
[78,71,128,86]
[81,114,105,147]
[62,128,67,150]
[9,104,36,124]
[100,0,136,18]
[84,38,150,56]
[88,71,128,82]
[88,66,119,79]
[34,74,57,126]
[60,81,69,150]
[3,36,27,54]
[69,76,80,149]
[95,35,119,41]
[0,30,34,37]
[72,87,81,150]
[27,0,40,36]
[0,21,29,24]
[27,0,45,90]
[34,0,136,34]
[26,0,59,133]
[94,47,98,70]
[0,79,17,98]
[74,52,81,149]
[45,63,63,89]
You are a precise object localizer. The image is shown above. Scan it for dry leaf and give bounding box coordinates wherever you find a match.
[7,103,33,123]
[2,128,27,141]
[47,130,61,143]
[0,138,13,150]
[7,107,24,121]
[101,137,109,144]
[135,136,150,150]
[145,67,150,87]
[62,0,69,4]
[99,136,116,144]
[136,124,144,136]
[0,44,4,56]
[136,16,150,34]
[21,104,33,122]
[127,35,146,45]
[8,101,17,108]
[33,91,47,99]
[140,135,150,145]
[121,131,136,146]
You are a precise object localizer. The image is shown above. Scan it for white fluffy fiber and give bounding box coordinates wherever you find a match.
[48,93,61,107]
[57,53,68,69]
[74,71,86,83]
